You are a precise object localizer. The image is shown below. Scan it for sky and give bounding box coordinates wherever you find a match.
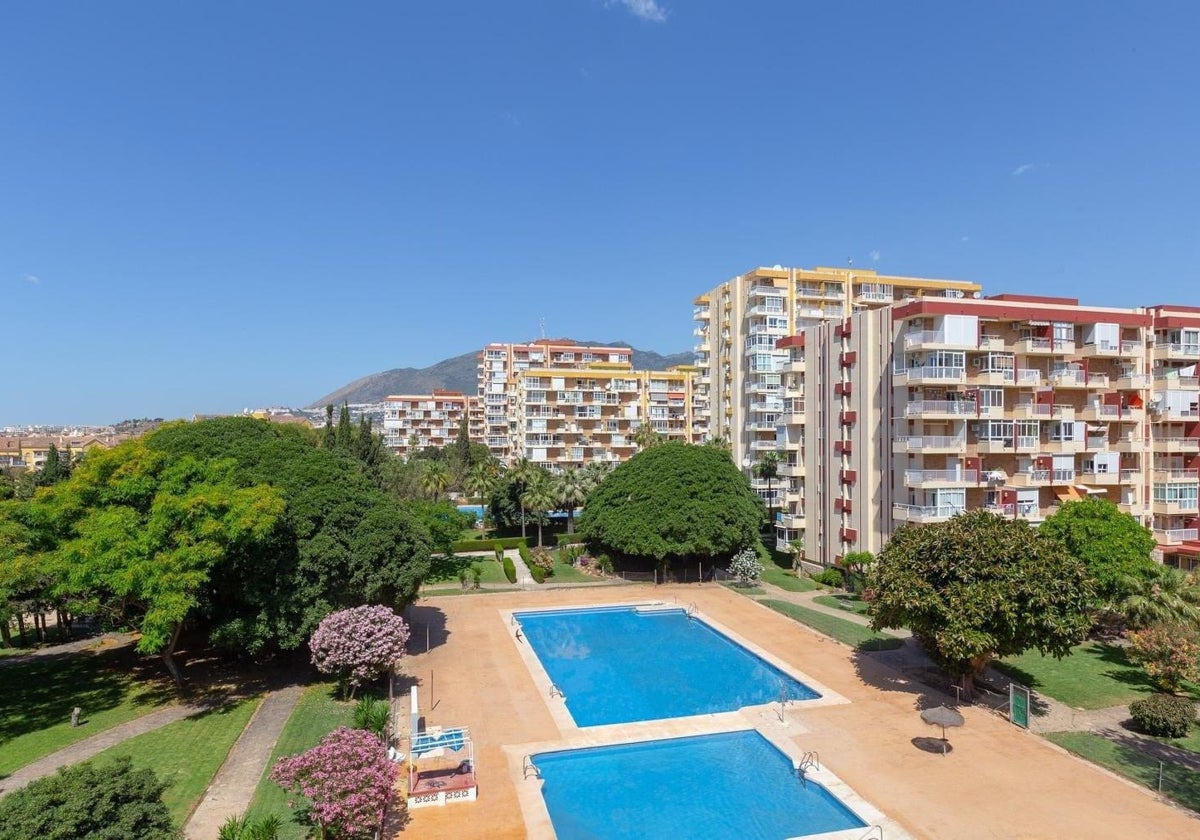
[4,1,1199,424]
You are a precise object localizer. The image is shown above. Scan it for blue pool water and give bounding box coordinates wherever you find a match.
[515,606,819,726]
[536,730,866,839]
[456,504,485,520]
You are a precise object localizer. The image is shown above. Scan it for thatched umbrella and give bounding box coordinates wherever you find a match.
[920,705,964,754]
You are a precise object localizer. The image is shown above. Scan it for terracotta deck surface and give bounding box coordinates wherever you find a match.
[399,586,1200,840]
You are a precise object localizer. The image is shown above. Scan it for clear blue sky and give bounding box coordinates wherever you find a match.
[5,1,1198,424]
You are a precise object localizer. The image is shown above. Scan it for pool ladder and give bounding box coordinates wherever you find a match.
[856,826,884,840]
[522,755,541,780]
[550,683,566,701]
[685,602,698,620]
[795,751,820,785]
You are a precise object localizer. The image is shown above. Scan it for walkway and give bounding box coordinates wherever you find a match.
[0,631,138,666]
[0,702,209,796]
[183,685,305,839]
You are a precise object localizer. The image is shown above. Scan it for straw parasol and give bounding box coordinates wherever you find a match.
[920,705,964,754]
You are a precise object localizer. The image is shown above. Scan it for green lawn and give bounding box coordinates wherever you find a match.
[722,583,766,596]
[994,642,1200,710]
[547,559,592,583]
[760,564,819,592]
[758,599,902,651]
[813,593,869,616]
[0,645,174,776]
[424,555,510,586]
[1046,731,1200,813]
[246,684,357,840]
[96,696,261,827]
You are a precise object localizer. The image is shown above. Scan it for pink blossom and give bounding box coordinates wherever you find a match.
[271,726,400,838]
[309,605,411,696]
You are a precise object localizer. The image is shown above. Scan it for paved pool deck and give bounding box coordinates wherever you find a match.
[400,585,1200,840]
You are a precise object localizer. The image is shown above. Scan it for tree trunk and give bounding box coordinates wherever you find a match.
[567,510,575,534]
[537,520,543,547]
[520,503,527,539]
[161,623,185,689]
[15,613,26,646]
[1,620,11,648]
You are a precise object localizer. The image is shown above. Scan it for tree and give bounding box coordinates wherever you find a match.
[455,413,472,469]
[1039,498,1158,608]
[36,444,70,487]
[270,727,399,840]
[633,423,664,451]
[464,462,497,503]
[580,461,612,495]
[553,468,587,534]
[728,547,763,585]
[1119,566,1200,630]
[867,510,1093,692]
[418,461,451,501]
[752,452,780,530]
[577,442,766,568]
[335,403,353,450]
[323,404,336,450]
[521,471,556,547]
[309,605,411,699]
[835,551,874,593]
[0,757,174,840]
[1126,625,1200,694]
[508,457,540,539]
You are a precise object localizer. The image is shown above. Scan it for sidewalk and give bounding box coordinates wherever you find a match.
[184,685,304,839]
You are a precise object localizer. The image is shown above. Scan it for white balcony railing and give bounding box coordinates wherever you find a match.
[893,503,965,522]
[1154,528,1199,544]
[905,469,973,484]
[895,435,966,450]
[905,400,978,416]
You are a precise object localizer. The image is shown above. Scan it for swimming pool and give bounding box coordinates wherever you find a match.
[535,730,867,839]
[514,605,819,726]
[456,504,485,521]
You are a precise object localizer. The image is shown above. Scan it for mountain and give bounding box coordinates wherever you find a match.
[307,340,694,407]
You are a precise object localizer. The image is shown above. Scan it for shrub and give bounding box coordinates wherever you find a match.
[309,606,411,700]
[353,697,391,742]
[529,547,555,573]
[561,543,586,564]
[728,547,763,585]
[529,564,546,584]
[0,758,174,840]
[812,568,844,587]
[502,556,517,584]
[470,562,483,589]
[218,813,283,840]
[556,532,585,546]
[450,536,529,553]
[1129,693,1196,738]
[271,727,399,839]
[1126,625,1200,693]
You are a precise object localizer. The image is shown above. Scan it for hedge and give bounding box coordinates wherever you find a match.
[529,564,546,584]
[451,536,528,553]
[555,533,585,546]
[502,557,517,584]
[1129,694,1196,738]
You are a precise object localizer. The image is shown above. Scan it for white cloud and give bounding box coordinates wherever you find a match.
[960,236,970,243]
[1012,163,1036,176]
[868,249,881,262]
[607,0,667,22]
[22,274,40,285]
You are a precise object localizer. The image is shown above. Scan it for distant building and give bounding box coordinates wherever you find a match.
[381,391,483,458]
[0,433,118,471]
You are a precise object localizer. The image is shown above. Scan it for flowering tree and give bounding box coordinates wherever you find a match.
[729,547,763,586]
[1126,625,1200,693]
[310,605,411,699]
[271,727,399,839]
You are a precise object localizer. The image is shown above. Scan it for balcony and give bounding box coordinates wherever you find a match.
[1016,368,1044,386]
[1158,343,1200,361]
[778,461,804,477]
[1152,468,1199,482]
[1152,500,1200,516]
[1116,372,1152,389]
[904,400,978,418]
[1115,435,1145,452]
[693,326,708,338]
[749,439,779,451]
[1153,437,1200,453]
[748,285,785,299]
[896,366,967,385]
[776,512,806,529]
[1010,469,1052,487]
[1080,339,1145,358]
[1079,404,1143,423]
[1043,438,1085,454]
[1015,337,1075,355]
[892,435,967,453]
[1154,528,1200,545]
[750,401,784,413]
[1153,374,1200,389]
[1161,408,1200,422]
[892,503,964,523]
[904,469,977,488]
[973,367,1017,386]
[1049,369,1087,388]
[693,306,710,320]
[903,330,977,351]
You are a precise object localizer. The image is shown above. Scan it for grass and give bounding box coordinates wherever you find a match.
[722,583,766,596]
[759,599,903,651]
[548,558,593,583]
[424,555,510,586]
[0,643,175,776]
[1046,731,1200,813]
[813,593,869,616]
[96,696,261,827]
[246,684,357,840]
[759,564,819,592]
[993,642,1200,710]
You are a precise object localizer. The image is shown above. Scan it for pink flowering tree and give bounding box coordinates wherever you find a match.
[309,605,411,699]
[271,726,399,839]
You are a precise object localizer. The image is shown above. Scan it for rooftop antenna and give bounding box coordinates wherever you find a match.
[539,317,546,342]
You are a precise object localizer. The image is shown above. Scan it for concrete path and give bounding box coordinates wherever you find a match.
[506,549,537,587]
[0,702,208,796]
[0,632,138,666]
[183,685,305,839]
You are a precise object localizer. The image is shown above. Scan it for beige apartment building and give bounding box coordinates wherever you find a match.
[381,390,484,458]
[511,364,700,470]
[476,341,634,461]
[773,293,1200,573]
[692,265,981,506]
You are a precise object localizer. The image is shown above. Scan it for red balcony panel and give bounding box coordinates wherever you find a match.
[840,410,858,425]
[840,351,858,367]
[840,528,858,543]
[834,381,854,396]
[834,440,853,455]
[834,497,854,513]
[840,469,857,485]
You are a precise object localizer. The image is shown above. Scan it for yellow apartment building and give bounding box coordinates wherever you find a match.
[381,390,484,458]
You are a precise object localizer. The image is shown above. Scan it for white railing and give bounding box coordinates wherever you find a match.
[1050,369,1086,385]
[905,400,978,416]
[1020,337,1053,350]
[1052,469,1076,483]
[1154,528,1199,544]
[905,469,972,483]
[896,435,966,450]
[893,503,964,521]
[1017,402,1052,416]
[749,285,784,298]
[693,306,709,319]
[1122,339,1142,354]
[1017,368,1042,384]
[904,330,943,347]
[1087,373,1110,387]
[1153,468,1200,481]
[901,366,967,382]
[1162,342,1200,357]
[1015,470,1050,483]
[1017,435,1039,449]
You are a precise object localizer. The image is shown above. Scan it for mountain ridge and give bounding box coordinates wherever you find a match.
[307,340,693,407]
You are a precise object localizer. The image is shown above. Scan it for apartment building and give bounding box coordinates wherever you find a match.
[381,390,484,458]
[476,341,634,461]
[512,364,700,471]
[0,434,114,471]
[692,265,981,506]
[775,292,1200,573]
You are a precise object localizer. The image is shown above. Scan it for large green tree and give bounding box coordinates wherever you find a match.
[1039,498,1158,608]
[868,510,1093,691]
[553,467,587,534]
[577,442,765,567]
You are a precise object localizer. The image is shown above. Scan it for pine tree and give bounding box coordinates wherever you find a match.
[323,404,336,449]
[336,403,353,450]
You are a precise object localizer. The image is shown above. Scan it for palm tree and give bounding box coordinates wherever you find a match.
[521,471,556,547]
[581,460,613,494]
[753,451,780,534]
[554,467,587,534]
[464,462,497,502]
[1120,566,1200,629]
[419,461,452,501]
[633,423,663,451]
[509,457,540,539]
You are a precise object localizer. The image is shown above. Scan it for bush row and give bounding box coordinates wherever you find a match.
[502,556,517,584]
[555,533,585,546]
[451,536,528,553]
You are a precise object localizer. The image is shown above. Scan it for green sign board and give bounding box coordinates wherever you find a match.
[1010,685,1030,728]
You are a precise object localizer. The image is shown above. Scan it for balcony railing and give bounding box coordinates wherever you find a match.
[1154,528,1200,544]
[898,366,967,383]
[1160,342,1200,358]
[905,469,974,484]
[893,503,964,522]
[1049,369,1086,386]
[905,400,978,416]
[1153,468,1200,481]
[1017,368,1042,384]
[894,435,966,450]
